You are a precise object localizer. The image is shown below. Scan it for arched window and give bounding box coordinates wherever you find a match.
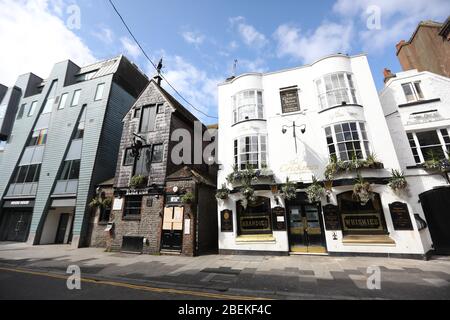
[337,191,388,235]
[236,196,272,235]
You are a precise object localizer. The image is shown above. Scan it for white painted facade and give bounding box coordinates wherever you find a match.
[217,54,430,257]
[380,70,450,254]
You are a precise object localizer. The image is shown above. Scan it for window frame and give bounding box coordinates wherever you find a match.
[324,122,371,161]
[232,89,265,124]
[28,101,38,117]
[58,93,68,110]
[139,104,157,133]
[123,196,142,218]
[401,81,424,103]
[59,159,81,181]
[71,90,81,107]
[315,72,358,110]
[233,135,268,170]
[407,128,450,164]
[17,103,26,119]
[94,83,106,101]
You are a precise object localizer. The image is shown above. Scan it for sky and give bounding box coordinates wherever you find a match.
[0,0,449,124]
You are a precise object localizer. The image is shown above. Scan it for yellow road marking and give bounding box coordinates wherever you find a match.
[0,266,271,300]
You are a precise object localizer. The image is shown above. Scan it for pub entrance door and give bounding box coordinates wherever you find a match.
[161,206,183,251]
[287,203,326,254]
[420,187,450,255]
[0,209,32,242]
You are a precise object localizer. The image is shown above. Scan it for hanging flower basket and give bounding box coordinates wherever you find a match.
[280,178,297,201]
[216,184,230,200]
[181,192,195,204]
[324,154,384,180]
[305,176,325,203]
[129,175,148,189]
[89,197,112,209]
[353,174,374,206]
[388,169,408,192]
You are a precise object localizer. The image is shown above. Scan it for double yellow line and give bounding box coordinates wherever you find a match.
[0,266,271,300]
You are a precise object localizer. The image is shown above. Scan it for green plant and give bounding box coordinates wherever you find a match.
[353,174,374,205]
[281,178,297,201]
[226,165,274,186]
[129,175,148,189]
[324,154,384,180]
[388,169,408,191]
[181,192,195,204]
[305,176,325,203]
[216,184,230,200]
[89,196,112,209]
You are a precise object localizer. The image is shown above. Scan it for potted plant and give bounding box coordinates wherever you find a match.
[216,184,230,200]
[129,175,148,189]
[306,176,325,203]
[181,192,195,204]
[89,196,112,209]
[280,178,297,201]
[353,174,374,206]
[388,169,408,192]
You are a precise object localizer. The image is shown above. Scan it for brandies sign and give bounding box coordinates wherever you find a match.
[240,216,271,232]
[389,202,414,231]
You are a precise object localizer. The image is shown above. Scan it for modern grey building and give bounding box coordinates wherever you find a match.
[0,55,148,247]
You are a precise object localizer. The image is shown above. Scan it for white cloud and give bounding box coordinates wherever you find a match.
[333,0,450,52]
[120,36,141,60]
[274,22,353,64]
[0,0,95,86]
[230,16,268,49]
[237,58,268,73]
[181,31,205,45]
[92,26,114,45]
[152,54,222,123]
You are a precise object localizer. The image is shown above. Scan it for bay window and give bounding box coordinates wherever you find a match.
[407,129,450,164]
[324,122,370,161]
[316,72,358,110]
[234,135,267,170]
[232,90,264,124]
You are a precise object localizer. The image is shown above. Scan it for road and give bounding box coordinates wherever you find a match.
[0,267,264,300]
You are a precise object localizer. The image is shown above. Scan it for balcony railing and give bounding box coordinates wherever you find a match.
[6,183,39,197]
[54,179,79,195]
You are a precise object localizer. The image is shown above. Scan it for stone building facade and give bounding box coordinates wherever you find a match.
[88,78,217,256]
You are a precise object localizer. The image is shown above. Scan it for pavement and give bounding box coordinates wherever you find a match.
[0,242,450,300]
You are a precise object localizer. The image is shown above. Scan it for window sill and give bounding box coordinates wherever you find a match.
[122,215,141,221]
[318,103,363,114]
[231,119,266,127]
[342,235,396,246]
[398,98,441,108]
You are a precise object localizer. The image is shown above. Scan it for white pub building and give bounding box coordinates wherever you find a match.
[216,53,438,259]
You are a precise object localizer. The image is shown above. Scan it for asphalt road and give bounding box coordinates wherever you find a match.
[0,268,255,300]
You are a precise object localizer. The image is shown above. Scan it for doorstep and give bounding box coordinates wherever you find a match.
[160,249,181,256]
[342,235,396,246]
[235,235,276,244]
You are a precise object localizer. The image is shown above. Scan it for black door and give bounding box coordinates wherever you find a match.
[0,210,32,242]
[55,213,70,244]
[161,206,183,251]
[420,187,450,255]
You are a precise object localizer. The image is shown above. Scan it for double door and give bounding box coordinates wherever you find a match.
[287,204,326,254]
[0,210,32,242]
[161,206,184,251]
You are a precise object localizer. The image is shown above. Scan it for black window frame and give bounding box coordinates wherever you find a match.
[151,144,164,163]
[59,159,81,181]
[17,103,26,119]
[123,148,135,166]
[123,196,142,218]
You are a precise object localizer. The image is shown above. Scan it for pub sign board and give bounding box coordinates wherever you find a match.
[323,204,341,231]
[272,206,287,231]
[280,87,300,114]
[221,209,233,232]
[389,202,414,231]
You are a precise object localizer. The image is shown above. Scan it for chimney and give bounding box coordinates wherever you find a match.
[153,74,162,86]
[383,68,396,84]
[396,40,407,53]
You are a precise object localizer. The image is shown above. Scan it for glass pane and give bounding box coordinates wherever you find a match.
[72,90,81,106]
[69,160,81,180]
[95,83,105,101]
[152,144,163,162]
[59,93,68,109]
[402,84,415,102]
[414,82,424,99]
[60,161,71,180]
[416,131,441,146]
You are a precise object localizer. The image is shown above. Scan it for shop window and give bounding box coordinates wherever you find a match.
[236,197,272,235]
[316,72,358,110]
[234,135,267,170]
[337,191,388,235]
[123,196,142,217]
[232,90,264,124]
[139,104,157,133]
[99,206,111,223]
[407,129,450,163]
[324,122,370,161]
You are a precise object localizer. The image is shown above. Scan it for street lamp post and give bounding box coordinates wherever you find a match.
[282,121,306,154]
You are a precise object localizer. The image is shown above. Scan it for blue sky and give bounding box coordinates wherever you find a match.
[1,0,449,124]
